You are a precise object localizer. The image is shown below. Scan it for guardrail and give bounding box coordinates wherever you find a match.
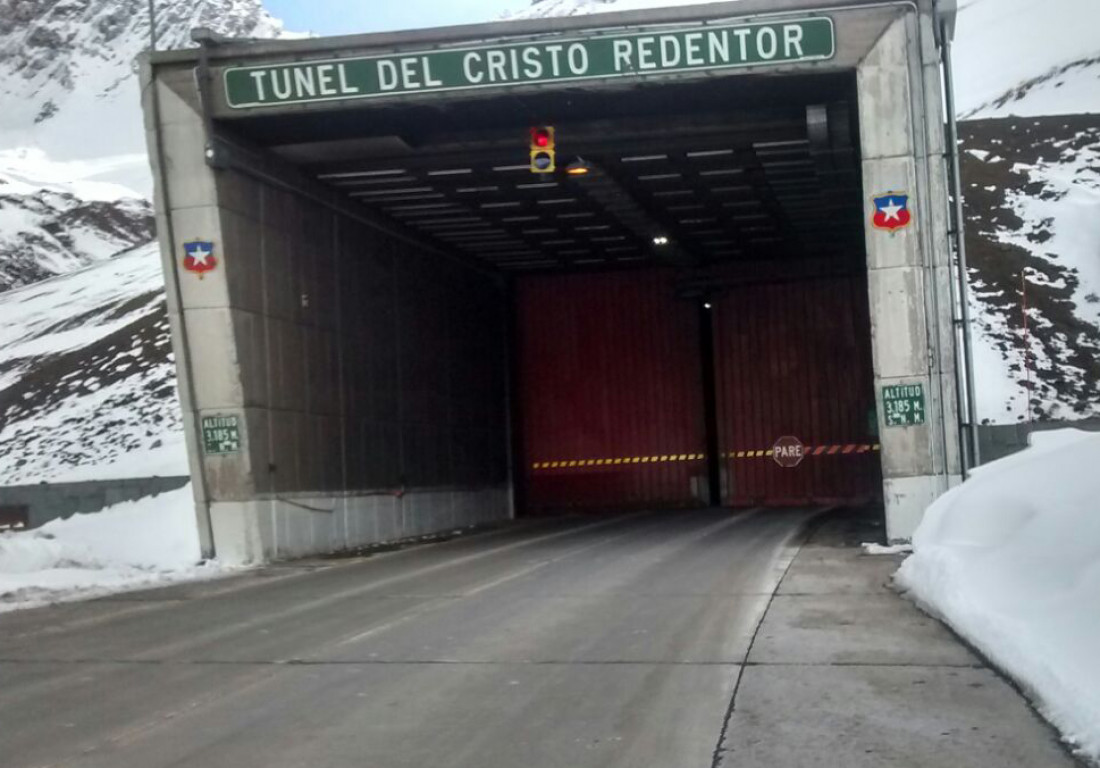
[0,476,190,530]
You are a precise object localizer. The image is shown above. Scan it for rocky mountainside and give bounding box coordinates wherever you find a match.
[0,243,185,484]
[962,116,1100,421]
[0,0,293,297]
[0,157,153,291]
[946,0,1100,422]
[504,0,618,18]
[0,0,290,483]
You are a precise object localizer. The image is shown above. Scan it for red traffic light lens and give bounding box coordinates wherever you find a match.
[531,127,552,148]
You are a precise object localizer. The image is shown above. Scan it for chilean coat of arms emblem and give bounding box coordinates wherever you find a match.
[182,240,217,278]
[871,193,912,233]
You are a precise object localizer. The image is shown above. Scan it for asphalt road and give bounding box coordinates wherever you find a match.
[0,508,815,768]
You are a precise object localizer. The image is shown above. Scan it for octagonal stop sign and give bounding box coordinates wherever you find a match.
[772,436,805,468]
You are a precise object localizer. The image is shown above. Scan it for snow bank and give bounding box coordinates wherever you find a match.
[0,485,231,613]
[896,429,1100,762]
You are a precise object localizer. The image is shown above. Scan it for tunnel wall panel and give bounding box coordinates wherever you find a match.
[211,167,509,558]
[517,269,707,512]
[712,276,881,506]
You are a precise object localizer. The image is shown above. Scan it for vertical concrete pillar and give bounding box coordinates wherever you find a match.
[915,12,964,488]
[858,16,961,540]
[143,66,261,561]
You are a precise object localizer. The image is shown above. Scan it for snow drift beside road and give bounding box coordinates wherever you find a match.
[0,484,230,613]
[897,430,1100,762]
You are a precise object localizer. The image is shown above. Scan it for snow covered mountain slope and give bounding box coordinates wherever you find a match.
[962,116,1100,423]
[504,0,623,18]
[0,243,185,485]
[0,1,294,484]
[0,0,293,196]
[0,0,295,296]
[953,0,1100,119]
[0,152,153,291]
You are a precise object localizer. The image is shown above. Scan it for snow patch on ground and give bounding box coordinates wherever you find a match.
[0,484,233,613]
[861,542,913,556]
[51,438,190,484]
[970,315,1031,422]
[897,429,1100,762]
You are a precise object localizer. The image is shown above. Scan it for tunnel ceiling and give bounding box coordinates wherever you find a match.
[225,72,864,273]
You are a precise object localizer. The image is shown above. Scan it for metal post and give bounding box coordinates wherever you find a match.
[1022,268,1033,425]
[940,20,982,471]
[698,300,722,507]
[147,0,157,51]
[192,32,226,170]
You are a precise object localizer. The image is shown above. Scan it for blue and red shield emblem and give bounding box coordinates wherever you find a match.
[182,240,217,278]
[871,193,912,232]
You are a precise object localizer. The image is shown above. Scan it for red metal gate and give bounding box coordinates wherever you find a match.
[517,269,707,512]
[711,276,881,506]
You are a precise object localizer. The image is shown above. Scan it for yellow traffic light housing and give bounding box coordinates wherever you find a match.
[530,126,556,173]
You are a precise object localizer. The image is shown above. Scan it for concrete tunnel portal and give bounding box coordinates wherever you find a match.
[144,0,965,563]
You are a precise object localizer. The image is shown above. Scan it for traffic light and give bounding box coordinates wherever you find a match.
[530,126,556,173]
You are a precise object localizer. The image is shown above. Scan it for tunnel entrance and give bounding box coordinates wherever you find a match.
[147,0,962,559]
[220,70,878,515]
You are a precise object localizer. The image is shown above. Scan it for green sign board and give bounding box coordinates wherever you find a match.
[224,17,835,109]
[202,415,242,455]
[882,384,926,427]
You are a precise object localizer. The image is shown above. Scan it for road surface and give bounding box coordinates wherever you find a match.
[0,509,812,768]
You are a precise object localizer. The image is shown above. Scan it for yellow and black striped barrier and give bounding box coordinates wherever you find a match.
[532,454,706,470]
[531,444,880,471]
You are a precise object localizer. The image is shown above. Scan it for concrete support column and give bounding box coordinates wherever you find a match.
[858,17,959,540]
[143,70,259,560]
[916,13,964,488]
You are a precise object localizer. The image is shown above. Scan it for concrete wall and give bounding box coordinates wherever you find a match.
[145,75,511,564]
[214,167,509,499]
[977,419,1100,464]
[0,476,190,529]
[857,12,962,541]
